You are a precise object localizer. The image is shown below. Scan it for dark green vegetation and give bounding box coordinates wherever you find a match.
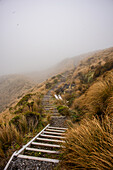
[16,94,33,106]
[45,78,58,89]
[57,105,70,116]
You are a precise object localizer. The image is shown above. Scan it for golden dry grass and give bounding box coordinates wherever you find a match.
[61,116,113,169]
[72,71,113,119]
[0,88,45,168]
[85,73,113,115]
[0,112,42,168]
[0,122,22,157]
[61,69,113,169]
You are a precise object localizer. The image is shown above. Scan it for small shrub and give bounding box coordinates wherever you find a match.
[51,76,55,79]
[9,107,13,111]
[55,87,64,94]
[17,94,32,106]
[13,107,23,114]
[79,71,94,84]
[70,109,82,122]
[26,101,34,111]
[71,114,81,122]
[57,105,70,116]
[23,111,40,117]
[9,115,20,129]
[23,111,40,131]
[45,82,52,89]
[57,74,62,78]
[54,79,58,84]
[64,93,75,107]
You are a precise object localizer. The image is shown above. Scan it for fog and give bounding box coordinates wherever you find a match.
[0,0,113,76]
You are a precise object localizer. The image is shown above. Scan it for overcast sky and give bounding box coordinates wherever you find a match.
[0,0,113,75]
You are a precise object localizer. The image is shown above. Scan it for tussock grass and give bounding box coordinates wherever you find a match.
[61,71,113,169]
[61,116,113,169]
[0,123,22,157]
[72,71,113,119]
[84,72,113,117]
[0,111,41,169]
[0,113,42,169]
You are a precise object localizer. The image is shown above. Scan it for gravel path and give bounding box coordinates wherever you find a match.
[7,157,58,170]
[50,116,67,128]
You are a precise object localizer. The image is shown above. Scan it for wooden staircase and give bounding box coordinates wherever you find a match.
[5,82,68,169]
[15,124,67,163]
[5,124,67,169]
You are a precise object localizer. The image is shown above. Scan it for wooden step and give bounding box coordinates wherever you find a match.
[51,114,60,116]
[32,142,61,148]
[40,134,66,139]
[50,112,59,114]
[26,147,60,154]
[46,129,65,133]
[50,115,61,118]
[43,131,65,135]
[36,137,65,143]
[44,106,53,108]
[50,113,59,115]
[48,126,68,130]
[18,154,59,163]
[45,108,50,110]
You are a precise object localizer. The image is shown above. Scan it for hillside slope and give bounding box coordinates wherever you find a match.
[0,51,94,113]
[0,49,102,113]
[0,75,35,113]
[26,51,96,83]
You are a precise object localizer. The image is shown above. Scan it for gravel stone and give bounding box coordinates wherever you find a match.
[7,157,58,170]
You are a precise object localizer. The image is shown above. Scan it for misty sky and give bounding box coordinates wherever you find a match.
[0,0,113,75]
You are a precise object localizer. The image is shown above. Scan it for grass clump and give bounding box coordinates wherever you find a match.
[64,93,76,107]
[84,72,113,118]
[0,123,22,154]
[79,71,94,84]
[13,107,23,114]
[72,71,113,119]
[93,58,113,78]
[57,105,70,116]
[45,82,52,89]
[60,116,113,169]
[23,111,40,130]
[16,94,32,106]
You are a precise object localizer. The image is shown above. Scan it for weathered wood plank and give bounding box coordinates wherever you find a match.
[36,137,65,143]
[26,147,60,154]
[32,142,61,148]
[43,131,65,135]
[48,126,68,130]
[18,154,59,163]
[40,134,66,139]
[46,129,65,133]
